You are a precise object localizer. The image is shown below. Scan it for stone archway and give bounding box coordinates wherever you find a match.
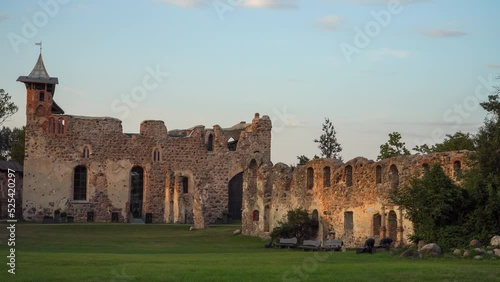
[228,172,243,220]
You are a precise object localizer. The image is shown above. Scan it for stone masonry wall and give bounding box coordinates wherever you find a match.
[242,151,469,247]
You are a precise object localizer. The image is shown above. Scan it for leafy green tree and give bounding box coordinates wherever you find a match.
[393,164,469,249]
[271,208,318,244]
[296,155,310,165]
[377,132,410,160]
[9,126,25,164]
[0,89,18,124]
[413,132,476,154]
[314,118,342,161]
[461,94,500,242]
[0,126,12,160]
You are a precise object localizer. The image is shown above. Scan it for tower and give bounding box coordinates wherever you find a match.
[17,47,64,133]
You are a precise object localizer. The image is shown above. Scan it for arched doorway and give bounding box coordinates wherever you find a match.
[373,213,382,238]
[388,210,397,241]
[228,172,243,220]
[130,166,144,218]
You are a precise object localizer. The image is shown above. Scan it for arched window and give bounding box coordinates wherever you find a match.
[207,134,214,152]
[375,165,382,184]
[57,118,65,134]
[83,146,90,158]
[307,167,314,189]
[453,161,462,181]
[323,166,331,187]
[345,165,353,187]
[227,137,238,151]
[390,165,399,190]
[130,167,144,218]
[48,117,55,134]
[153,148,161,162]
[73,166,87,200]
[373,213,382,237]
[388,210,397,240]
[253,210,259,222]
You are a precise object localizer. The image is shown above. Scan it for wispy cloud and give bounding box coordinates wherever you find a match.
[0,13,9,22]
[420,29,467,38]
[367,48,411,60]
[243,0,298,9]
[487,64,500,68]
[157,0,298,9]
[318,15,342,31]
[157,0,205,7]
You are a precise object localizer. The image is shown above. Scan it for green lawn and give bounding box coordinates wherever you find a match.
[0,223,498,282]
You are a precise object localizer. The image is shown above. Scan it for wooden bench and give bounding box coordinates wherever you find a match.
[275,237,298,249]
[298,240,321,251]
[322,240,343,251]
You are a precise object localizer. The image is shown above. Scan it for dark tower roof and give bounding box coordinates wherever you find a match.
[17,54,58,85]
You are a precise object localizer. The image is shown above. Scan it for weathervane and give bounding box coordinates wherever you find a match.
[35,41,42,54]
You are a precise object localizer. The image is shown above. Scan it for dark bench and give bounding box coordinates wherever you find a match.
[275,237,298,249]
[322,240,343,251]
[298,240,321,251]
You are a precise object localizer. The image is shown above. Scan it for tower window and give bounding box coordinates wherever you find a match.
[48,117,55,134]
[153,148,161,162]
[83,146,90,158]
[57,118,65,134]
[39,91,45,101]
[181,176,189,194]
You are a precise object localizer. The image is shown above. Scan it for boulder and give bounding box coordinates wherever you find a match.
[474,248,486,254]
[474,255,483,260]
[490,235,500,247]
[463,250,471,257]
[453,249,462,256]
[233,229,242,235]
[418,243,441,257]
[400,249,422,259]
[494,249,500,257]
[470,239,481,248]
[487,250,494,256]
[417,240,426,250]
[189,227,195,231]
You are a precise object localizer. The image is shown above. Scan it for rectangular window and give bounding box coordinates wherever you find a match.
[73,166,87,201]
[344,211,354,233]
[87,212,94,222]
[111,212,119,223]
[39,91,45,101]
[182,177,189,194]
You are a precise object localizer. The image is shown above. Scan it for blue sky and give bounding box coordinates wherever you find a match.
[1,0,499,164]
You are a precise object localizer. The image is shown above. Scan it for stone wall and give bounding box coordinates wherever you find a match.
[22,109,272,227]
[241,151,469,247]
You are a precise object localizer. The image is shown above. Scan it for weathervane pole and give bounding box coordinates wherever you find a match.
[35,41,42,54]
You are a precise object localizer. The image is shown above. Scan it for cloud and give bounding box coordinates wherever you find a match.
[157,0,205,7]
[420,29,467,38]
[367,48,411,60]
[0,13,9,22]
[487,64,500,68]
[242,0,298,9]
[318,15,343,31]
[342,0,428,5]
[158,0,298,9]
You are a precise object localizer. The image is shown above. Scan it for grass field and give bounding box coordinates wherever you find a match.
[0,223,499,282]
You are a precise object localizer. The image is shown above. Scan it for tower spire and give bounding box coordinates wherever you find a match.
[35,41,42,54]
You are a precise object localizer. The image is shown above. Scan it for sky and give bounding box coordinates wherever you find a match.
[1,0,499,165]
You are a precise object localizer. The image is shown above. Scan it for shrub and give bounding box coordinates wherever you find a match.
[271,208,318,244]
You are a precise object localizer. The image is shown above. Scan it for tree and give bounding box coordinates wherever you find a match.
[296,155,310,165]
[0,89,18,124]
[377,132,410,160]
[314,118,342,161]
[9,126,25,164]
[271,208,318,244]
[392,164,469,249]
[0,126,25,163]
[413,132,476,154]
